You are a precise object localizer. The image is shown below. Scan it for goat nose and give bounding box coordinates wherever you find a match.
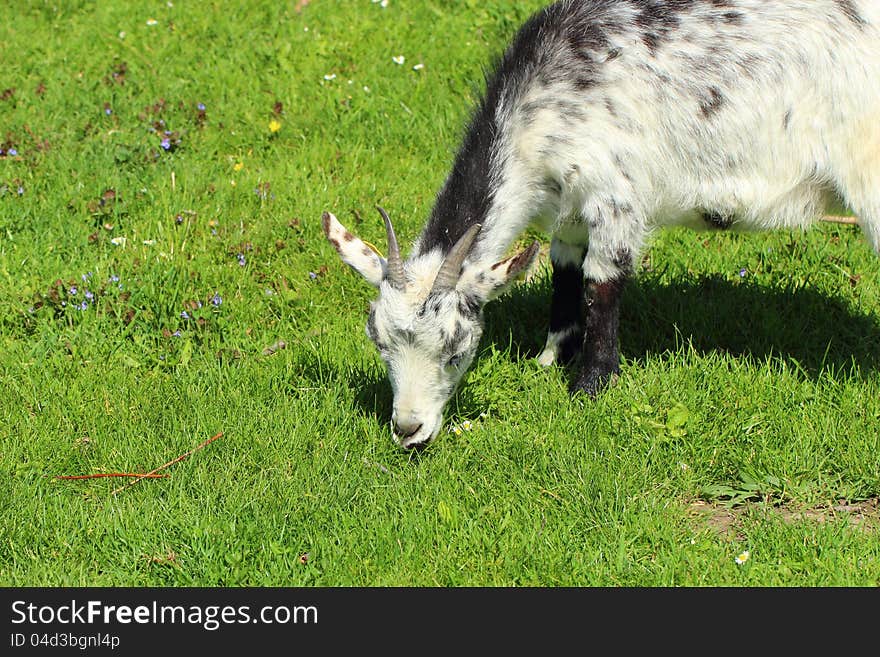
[393,419,423,439]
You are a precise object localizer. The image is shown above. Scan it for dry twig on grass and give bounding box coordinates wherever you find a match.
[54,432,225,493]
[55,473,169,480]
[111,431,224,495]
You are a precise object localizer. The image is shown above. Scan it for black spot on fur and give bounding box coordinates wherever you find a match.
[443,321,468,356]
[834,0,865,26]
[702,210,734,229]
[722,10,743,25]
[699,86,724,118]
[457,293,482,320]
[783,109,792,129]
[612,247,633,272]
[604,97,618,117]
[641,31,662,55]
[635,0,689,55]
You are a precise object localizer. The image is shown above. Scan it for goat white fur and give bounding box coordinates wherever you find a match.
[324,0,880,449]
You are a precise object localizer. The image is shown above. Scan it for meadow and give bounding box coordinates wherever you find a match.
[1,0,878,586]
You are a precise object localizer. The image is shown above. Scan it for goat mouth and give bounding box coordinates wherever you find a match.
[395,425,437,450]
[398,432,430,450]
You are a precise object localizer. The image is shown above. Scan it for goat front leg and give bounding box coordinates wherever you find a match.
[571,274,626,397]
[538,234,587,366]
[570,200,640,397]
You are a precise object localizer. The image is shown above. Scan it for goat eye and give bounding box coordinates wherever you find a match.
[446,353,464,369]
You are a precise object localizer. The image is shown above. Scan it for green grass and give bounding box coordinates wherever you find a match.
[1,1,878,587]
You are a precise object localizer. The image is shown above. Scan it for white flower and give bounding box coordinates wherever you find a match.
[146,18,158,26]
[110,236,127,247]
[735,550,751,565]
[412,63,425,71]
[143,239,156,246]
[392,55,405,65]
[461,420,473,431]
[323,73,337,81]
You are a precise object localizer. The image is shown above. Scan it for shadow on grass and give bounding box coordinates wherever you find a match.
[483,272,880,380]
[302,272,880,426]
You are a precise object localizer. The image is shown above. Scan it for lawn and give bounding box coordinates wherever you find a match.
[1,0,878,587]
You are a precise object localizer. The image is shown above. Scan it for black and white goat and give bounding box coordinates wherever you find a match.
[323,0,880,449]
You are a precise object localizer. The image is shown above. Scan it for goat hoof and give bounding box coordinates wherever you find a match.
[570,367,619,398]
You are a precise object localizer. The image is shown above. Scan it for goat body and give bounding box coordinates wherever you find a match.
[324,0,880,448]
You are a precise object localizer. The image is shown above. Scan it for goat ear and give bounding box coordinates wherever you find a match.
[322,211,386,288]
[461,241,541,302]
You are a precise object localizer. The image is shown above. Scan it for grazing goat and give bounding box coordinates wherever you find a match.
[323,0,880,449]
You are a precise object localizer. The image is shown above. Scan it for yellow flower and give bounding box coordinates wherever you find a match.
[735,550,751,565]
[269,119,282,133]
[233,161,244,172]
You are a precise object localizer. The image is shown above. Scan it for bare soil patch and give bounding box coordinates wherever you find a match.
[689,497,880,540]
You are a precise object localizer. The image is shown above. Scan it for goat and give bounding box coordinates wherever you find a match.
[322,0,880,449]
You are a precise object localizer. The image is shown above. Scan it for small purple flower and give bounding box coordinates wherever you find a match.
[739,268,747,278]
[17,186,24,196]
[180,310,190,320]
[8,148,17,156]
[84,290,94,301]
[172,329,182,337]
[160,138,171,150]
[175,214,183,224]
[78,301,88,311]
[308,271,318,280]
[210,293,222,307]
[81,272,93,282]
[105,107,112,115]
[197,103,206,111]
[237,253,246,266]
[69,285,78,296]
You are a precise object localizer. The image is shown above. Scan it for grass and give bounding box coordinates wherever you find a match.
[1,0,878,587]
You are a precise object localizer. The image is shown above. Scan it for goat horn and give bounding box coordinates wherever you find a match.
[377,206,406,291]
[430,223,482,296]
